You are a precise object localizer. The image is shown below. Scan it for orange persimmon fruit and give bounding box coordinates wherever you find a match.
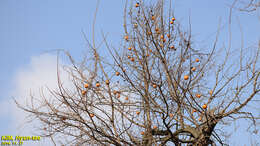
[196,94,201,98]
[96,82,101,87]
[163,39,166,42]
[198,116,202,122]
[90,113,95,118]
[202,104,207,109]
[82,90,86,95]
[151,15,155,20]
[84,83,89,88]
[184,75,189,80]
[124,35,129,41]
[160,35,164,39]
[135,2,139,7]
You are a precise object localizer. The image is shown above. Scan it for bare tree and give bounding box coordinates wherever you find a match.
[15,0,260,145]
[235,0,260,12]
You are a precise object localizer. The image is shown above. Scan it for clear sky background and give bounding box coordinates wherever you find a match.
[0,0,259,145]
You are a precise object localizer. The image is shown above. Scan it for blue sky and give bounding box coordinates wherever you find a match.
[0,0,259,145]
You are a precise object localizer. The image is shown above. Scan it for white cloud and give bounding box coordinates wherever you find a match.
[0,53,70,146]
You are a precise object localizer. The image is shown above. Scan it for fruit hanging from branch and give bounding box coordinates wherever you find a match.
[124,35,129,41]
[105,80,110,85]
[196,94,201,98]
[184,75,189,80]
[135,2,139,8]
[202,104,207,109]
[96,82,100,87]
[82,90,86,96]
[84,83,89,88]
[90,113,95,118]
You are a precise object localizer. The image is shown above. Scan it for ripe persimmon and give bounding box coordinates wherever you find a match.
[160,35,164,39]
[125,96,129,100]
[130,57,135,62]
[169,113,174,118]
[128,47,132,51]
[196,94,201,98]
[163,39,166,42]
[136,111,140,115]
[151,15,155,20]
[198,116,202,122]
[141,131,145,135]
[153,125,157,129]
[90,113,95,118]
[170,21,174,24]
[167,34,170,38]
[84,83,89,88]
[153,84,157,88]
[96,82,101,87]
[116,72,120,76]
[82,90,86,95]
[184,75,189,80]
[195,58,199,62]
[202,104,207,109]
[172,17,176,21]
[191,67,196,71]
[105,80,110,85]
[135,2,139,7]
[124,35,129,41]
